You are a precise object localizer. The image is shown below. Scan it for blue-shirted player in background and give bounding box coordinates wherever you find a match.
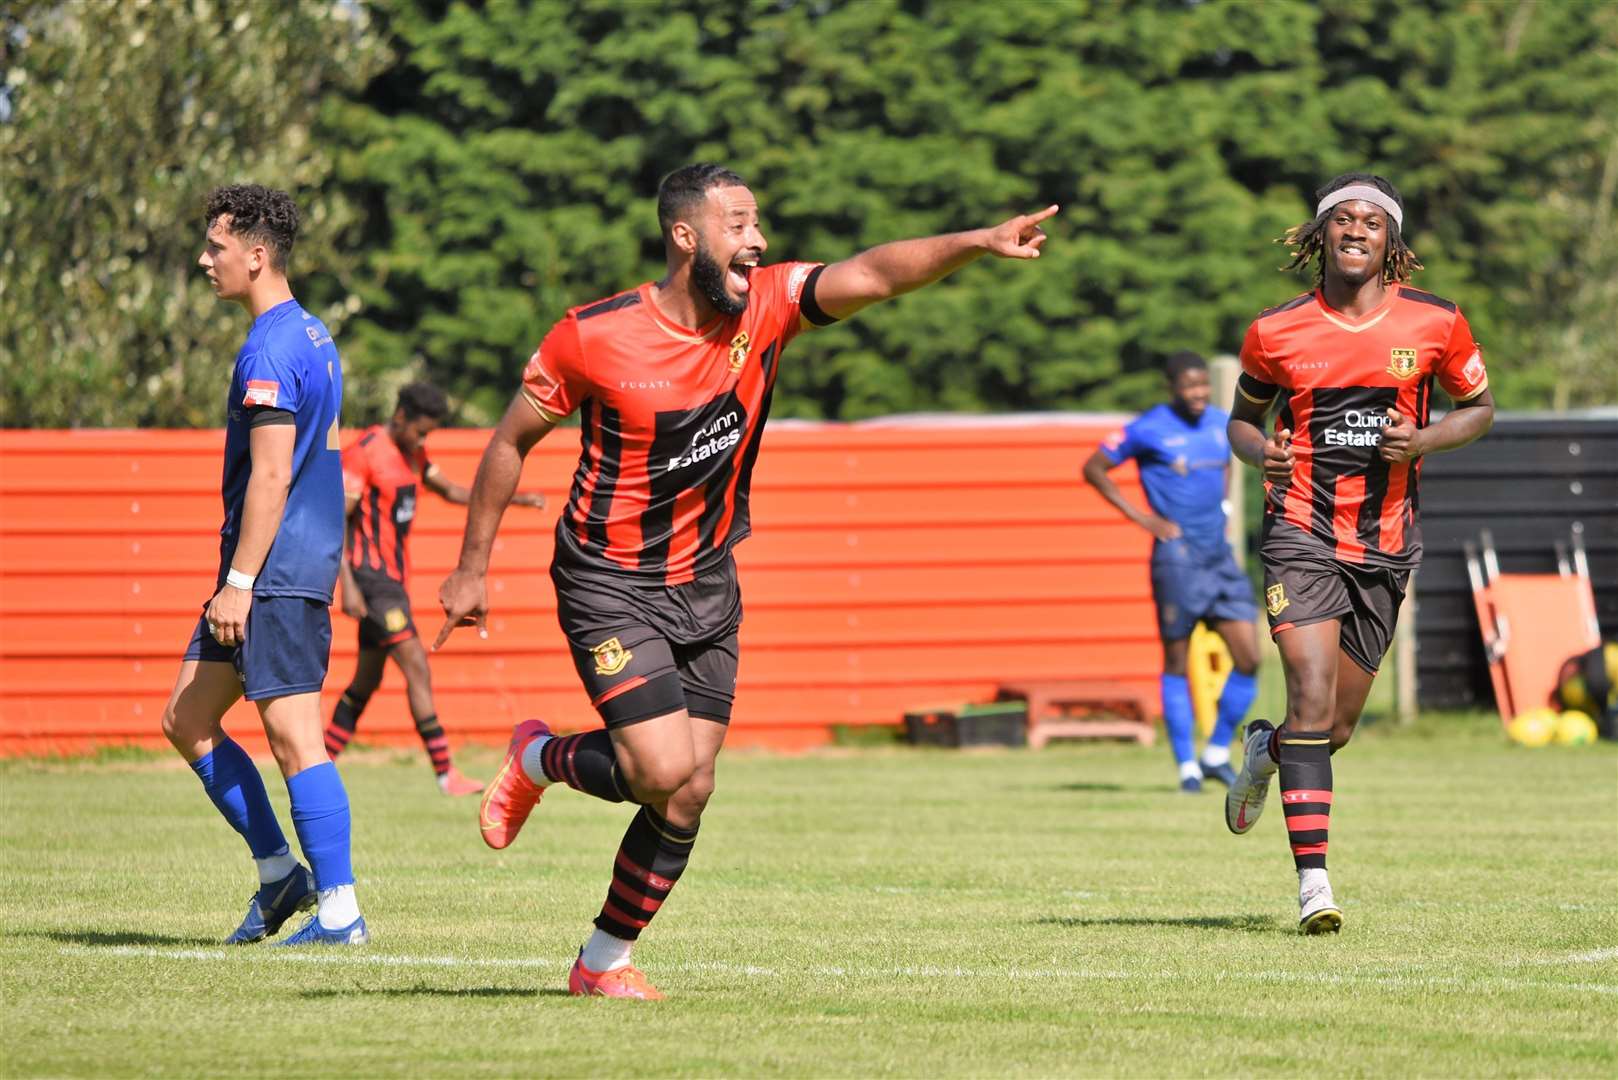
[1083,351,1261,792]
[159,185,366,945]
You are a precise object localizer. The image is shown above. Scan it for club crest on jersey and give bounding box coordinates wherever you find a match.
[592,636,632,676]
[384,608,408,633]
[1386,348,1419,380]
[1265,583,1290,618]
[728,332,751,373]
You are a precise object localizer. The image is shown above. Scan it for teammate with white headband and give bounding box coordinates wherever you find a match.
[1222,171,1495,933]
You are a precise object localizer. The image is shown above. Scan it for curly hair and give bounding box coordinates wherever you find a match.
[204,184,299,272]
[1279,172,1422,287]
[395,382,449,423]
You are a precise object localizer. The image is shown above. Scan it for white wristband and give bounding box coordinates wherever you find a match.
[226,568,257,590]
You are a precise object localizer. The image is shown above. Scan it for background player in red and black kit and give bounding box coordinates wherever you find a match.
[1224,173,1494,933]
[437,163,1057,998]
[324,383,544,795]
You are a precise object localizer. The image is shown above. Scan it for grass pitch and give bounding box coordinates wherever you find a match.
[2,715,1614,1078]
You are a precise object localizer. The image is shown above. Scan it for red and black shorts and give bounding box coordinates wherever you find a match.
[353,569,418,650]
[1259,521,1410,675]
[551,557,742,728]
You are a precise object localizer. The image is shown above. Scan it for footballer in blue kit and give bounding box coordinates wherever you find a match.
[160,185,366,946]
[1083,351,1261,792]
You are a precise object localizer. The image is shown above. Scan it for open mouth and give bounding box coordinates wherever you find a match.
[727,256,757,295]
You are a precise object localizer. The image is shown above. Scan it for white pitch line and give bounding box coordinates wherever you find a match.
[1565,947,1618,964]
[56,945,1618,995]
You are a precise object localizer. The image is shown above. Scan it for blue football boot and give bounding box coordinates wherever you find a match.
[1199,758,1239,788]
[225,864,317,944]
[274,913,369,947]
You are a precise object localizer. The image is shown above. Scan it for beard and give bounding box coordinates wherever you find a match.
[692,239,748,317]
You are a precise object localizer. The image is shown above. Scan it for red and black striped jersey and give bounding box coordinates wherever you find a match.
[1238,285,1489,569]
[521,262,828,585]
[342,424,429,583]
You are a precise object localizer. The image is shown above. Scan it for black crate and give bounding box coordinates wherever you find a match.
[903,702,1028,748]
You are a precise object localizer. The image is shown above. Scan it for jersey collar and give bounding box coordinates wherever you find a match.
[1312,284,1398,334]
[640,283,728,344]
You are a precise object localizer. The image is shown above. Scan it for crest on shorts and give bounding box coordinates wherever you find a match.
[1265,583,1290,617]
[384,608,408,633]
[1386,348,1419,380]
[592,636,632,676]
[728,332,751,373]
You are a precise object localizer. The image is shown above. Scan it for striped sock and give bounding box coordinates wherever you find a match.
[1277,730,1333,870]
[414,714,451,777]
[324,692,366,758]
[539,730,635,803]
[593,806,699,941]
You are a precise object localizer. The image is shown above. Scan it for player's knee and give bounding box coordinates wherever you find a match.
[622,756,696,804]
[676,768,716,817]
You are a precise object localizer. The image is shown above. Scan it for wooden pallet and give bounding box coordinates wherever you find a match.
[995,679,1157,749]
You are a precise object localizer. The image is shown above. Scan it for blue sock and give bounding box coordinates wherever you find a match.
[286,762,354,890]
[1213,669,1259,749]
[190,739,288,859]
[1160,673,1196,766]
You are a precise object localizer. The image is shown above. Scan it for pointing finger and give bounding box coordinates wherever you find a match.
[431,619,457,652]
[1025,204,1059,225]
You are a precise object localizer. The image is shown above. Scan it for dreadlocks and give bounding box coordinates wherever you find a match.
[1279,172,1422,287]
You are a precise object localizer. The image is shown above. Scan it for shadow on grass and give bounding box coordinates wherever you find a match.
[13,929,221,948]
[300,986,569,999]
[1038,913,1279,933]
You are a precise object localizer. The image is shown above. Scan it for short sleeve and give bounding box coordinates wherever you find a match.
[239,344,306,415]
[760,261,829,348]
[1099,417,1147,466]
[1433,309,1488,401]
[1236,321,1279,405]
[521,316,589,422]
[340,437,371,500]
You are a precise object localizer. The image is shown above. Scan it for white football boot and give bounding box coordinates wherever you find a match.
[1298,868,1343,934]
[1224,719,1278,834]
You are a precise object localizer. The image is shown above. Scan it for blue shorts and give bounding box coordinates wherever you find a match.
[183,595,333,701]
[1149,539,1258,642]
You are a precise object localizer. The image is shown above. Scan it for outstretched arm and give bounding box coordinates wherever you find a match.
[424,463,546,510]
[434,396,555,648]
[810,205,1058,321]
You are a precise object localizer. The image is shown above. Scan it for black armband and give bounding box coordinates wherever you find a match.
[1236,373,1278,405]
[799,264,839,327]
[247,406,296,427]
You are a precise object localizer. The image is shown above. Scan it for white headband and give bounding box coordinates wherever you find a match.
[1316,184,1403,229]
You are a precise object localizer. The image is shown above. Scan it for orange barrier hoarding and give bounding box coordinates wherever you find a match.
[0,419,1157,754]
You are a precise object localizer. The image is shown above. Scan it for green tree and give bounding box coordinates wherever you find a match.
[336,0,1616,424]
[0,0,387,427]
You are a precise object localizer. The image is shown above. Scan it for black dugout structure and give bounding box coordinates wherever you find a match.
[1415,411,1618,710]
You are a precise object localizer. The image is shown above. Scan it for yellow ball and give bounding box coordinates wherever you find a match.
[1554,710,1599,747]
[1506,708,1559,748]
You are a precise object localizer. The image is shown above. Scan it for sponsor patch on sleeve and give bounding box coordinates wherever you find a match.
[1102,430,1125,451]
[243,379,280,408]
[1462,349,1485,387]
[787,263,815,303]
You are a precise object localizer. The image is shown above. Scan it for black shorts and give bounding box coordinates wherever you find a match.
[1260,521,1410,675]
[353,570,417,649]
[551,558,743,728]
